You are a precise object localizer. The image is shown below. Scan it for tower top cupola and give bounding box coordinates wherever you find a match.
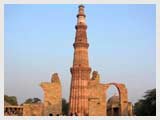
[77,4,86,25]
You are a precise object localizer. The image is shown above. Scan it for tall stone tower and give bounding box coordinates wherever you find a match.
[69,5,91,116]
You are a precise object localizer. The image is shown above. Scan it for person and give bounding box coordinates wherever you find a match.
[70,113,73,116]
[75,112,78,116]
[49,113,53,116]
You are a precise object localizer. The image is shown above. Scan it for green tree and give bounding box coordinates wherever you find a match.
[62,98,69,115]
[134,88,156,116]
[33,98,41,103]
[23,98,41,104]
[4,95,18,105]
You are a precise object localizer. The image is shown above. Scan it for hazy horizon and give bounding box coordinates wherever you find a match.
[4,4,156,105]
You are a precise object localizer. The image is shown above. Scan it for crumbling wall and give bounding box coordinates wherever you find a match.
[23,103,44,116]
[88,71,106,116]
[40,73,62,116]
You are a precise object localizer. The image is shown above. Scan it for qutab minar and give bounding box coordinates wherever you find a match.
[69,5,132,116]
[69,5,91,116]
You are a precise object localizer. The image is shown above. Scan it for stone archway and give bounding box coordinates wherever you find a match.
[105,83,128,116]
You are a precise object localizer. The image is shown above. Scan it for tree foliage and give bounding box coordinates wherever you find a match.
[4,95,18,105]
[23,97,41,104]
[62,98,69,115]
[134,88,156,116]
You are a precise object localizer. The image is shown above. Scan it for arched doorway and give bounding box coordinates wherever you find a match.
[104,83,128,116]
[106,85,120,116]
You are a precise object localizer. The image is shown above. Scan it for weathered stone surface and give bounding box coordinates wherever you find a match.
[91,71,100,83]
[23,103,44,116]
[128,102,133,115]
[40,73,62,116]
[88,84,106,116]
[87,71,133,116]
[88,71,106,116]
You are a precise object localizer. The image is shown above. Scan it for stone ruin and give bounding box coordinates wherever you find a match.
[4,73,62,116]
[4,71,133,116]
[40,73,62,116]
[88,71,133,116]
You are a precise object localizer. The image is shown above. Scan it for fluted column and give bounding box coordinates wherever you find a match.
[69,5,91,116]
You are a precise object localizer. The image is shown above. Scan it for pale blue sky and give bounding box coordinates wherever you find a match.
[4,4,156,104]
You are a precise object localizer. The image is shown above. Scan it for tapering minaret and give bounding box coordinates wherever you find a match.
[69,5,91,116]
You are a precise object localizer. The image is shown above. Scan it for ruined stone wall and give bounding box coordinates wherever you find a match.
[88,71,131,116]
[40,73,62,116]
[88,83,106,116]
[23,103,44,116]
[88,71,107,116]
